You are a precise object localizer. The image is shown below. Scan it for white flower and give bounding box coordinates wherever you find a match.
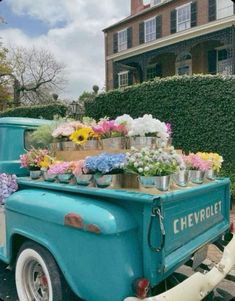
[115,114,133,131]
[134,162,139,168]
[138,168,144,173]
[144,166,150,172]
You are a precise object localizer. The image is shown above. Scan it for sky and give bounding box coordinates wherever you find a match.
[0,0,150,100]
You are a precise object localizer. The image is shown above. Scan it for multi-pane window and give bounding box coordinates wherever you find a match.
[145,18,156,43]
[118,29,127,52]
[217,0,234,19]
[175,51,192,76]
[177,4,191,32]
[151,0,162,6]
[217,47,232,75]
[118,71,129,88]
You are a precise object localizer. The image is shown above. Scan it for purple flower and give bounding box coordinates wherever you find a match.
[0,173,18,205]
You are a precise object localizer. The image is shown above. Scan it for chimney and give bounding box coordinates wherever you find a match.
[131,0,144,15]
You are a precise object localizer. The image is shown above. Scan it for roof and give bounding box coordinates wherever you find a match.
[103,0,175,32]
[0,117,51,127]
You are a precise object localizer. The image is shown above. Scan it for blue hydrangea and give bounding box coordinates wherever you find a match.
[85,153,126,174]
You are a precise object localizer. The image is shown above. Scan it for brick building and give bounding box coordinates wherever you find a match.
[103,0,235,90]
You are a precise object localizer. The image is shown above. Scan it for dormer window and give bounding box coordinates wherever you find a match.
[151,0,163,7]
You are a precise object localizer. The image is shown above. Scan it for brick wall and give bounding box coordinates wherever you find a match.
[105,0,210,57]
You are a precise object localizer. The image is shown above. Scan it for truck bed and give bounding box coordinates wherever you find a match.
[15,177,230,287]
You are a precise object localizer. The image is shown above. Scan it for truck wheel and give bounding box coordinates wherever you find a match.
[15,241,64,301]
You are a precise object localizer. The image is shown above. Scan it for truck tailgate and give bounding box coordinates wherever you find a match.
[146,178,230,285]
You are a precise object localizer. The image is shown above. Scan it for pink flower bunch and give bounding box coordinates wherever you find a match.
[183,153,212,171]
[48,162,73,175]
[72,160,88,176]
[92,119,127,138]
[20,149,49,170]
[165,123,172,136]
[52,121,84,138]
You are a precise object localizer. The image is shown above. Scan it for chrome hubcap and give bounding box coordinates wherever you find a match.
[23,259,49,301]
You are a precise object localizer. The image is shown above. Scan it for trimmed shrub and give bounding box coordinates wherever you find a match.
[0,103,68,120]
[85,75,235,196]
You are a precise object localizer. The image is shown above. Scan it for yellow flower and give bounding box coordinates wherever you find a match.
[39,155,54,169]
[197,152,223,172]
[69,127,94,145]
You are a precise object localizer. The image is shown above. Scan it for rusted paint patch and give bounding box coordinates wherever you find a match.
[85,224,101,234]
[64,213,83,229]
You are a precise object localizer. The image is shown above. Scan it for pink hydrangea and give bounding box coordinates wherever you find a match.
[72,160,88,176]
[183,153,212,171]
[48,162,72,175]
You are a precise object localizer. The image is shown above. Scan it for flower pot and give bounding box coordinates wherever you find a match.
[206,169,217,181]
[42,171,57,182]
[173,170,189,187]
[76,174,93,186]
[138,176,156,188]
[30,170,41,180]
[94,174,113,188]
[101,137,125,150]
[57,173,73,184]
[155,175,171,191]
[79,140,100,151]
[189,170,205,184]
[128,137,156,149]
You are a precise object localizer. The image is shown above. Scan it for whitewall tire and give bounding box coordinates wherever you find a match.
[15,242,64,301]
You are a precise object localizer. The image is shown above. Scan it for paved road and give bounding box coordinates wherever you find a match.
[1,260,235,301]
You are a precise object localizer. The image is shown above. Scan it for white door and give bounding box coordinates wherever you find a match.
[0,206,6,247]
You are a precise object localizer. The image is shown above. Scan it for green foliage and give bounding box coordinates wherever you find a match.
[0,103,68,120]
[85,75,235,197]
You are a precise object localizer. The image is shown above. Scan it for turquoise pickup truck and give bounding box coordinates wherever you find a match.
[0,117,234,301]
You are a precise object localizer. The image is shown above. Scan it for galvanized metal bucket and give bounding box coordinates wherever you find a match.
[101,137,126,150]
[128,137,157,149]
[57,173,73,184]
[173,170,189,187]
[138,176,156,188]
[76,174,93,186]
[189,170,205,184]
[206,169,216,181]
[155,175,171,191]
[30,170,41,180]
[94,174,113,188]
[42,171,57,182]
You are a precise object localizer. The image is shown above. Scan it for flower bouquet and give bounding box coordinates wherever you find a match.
[125,146,184,191]
[116,114,169,149]
[0,173,18,205]
[197,152,223,180]
[92,118,127,150]
[48,161,75,183]
[84,153,126,188]
[20,148,50,179]
[71,160,92,186]
[183,153,212,184]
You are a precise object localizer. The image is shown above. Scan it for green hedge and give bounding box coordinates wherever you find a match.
[86,75,235,196]
[0,103,68,120]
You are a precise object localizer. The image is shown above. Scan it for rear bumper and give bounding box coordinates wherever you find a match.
[124,234,235,301]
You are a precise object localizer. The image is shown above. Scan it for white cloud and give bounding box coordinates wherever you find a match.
[0,0,129,99]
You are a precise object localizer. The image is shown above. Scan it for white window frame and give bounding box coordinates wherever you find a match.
[118,71,129,88]
[176,3,191,33]
[144,17,156,43]
[216,45,232,75]
[118,28,128,52]
[151,0,163,7]
[216,0,234,20]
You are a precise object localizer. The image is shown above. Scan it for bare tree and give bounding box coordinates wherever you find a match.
[4,46,66,105]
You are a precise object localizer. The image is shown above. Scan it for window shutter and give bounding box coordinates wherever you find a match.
[127,27,133,49]
[139,22,145,44]
[156,15,162,39]
[208,49,217,74]
[156,64,162,77]
[170,10,177,34]
[191,1,197,27]
[208,0,216,22]
[113,33,118,53]
[128,72,133,86]
[113,72,119,89]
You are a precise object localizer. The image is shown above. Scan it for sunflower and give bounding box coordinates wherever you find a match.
[69,127,94,145]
